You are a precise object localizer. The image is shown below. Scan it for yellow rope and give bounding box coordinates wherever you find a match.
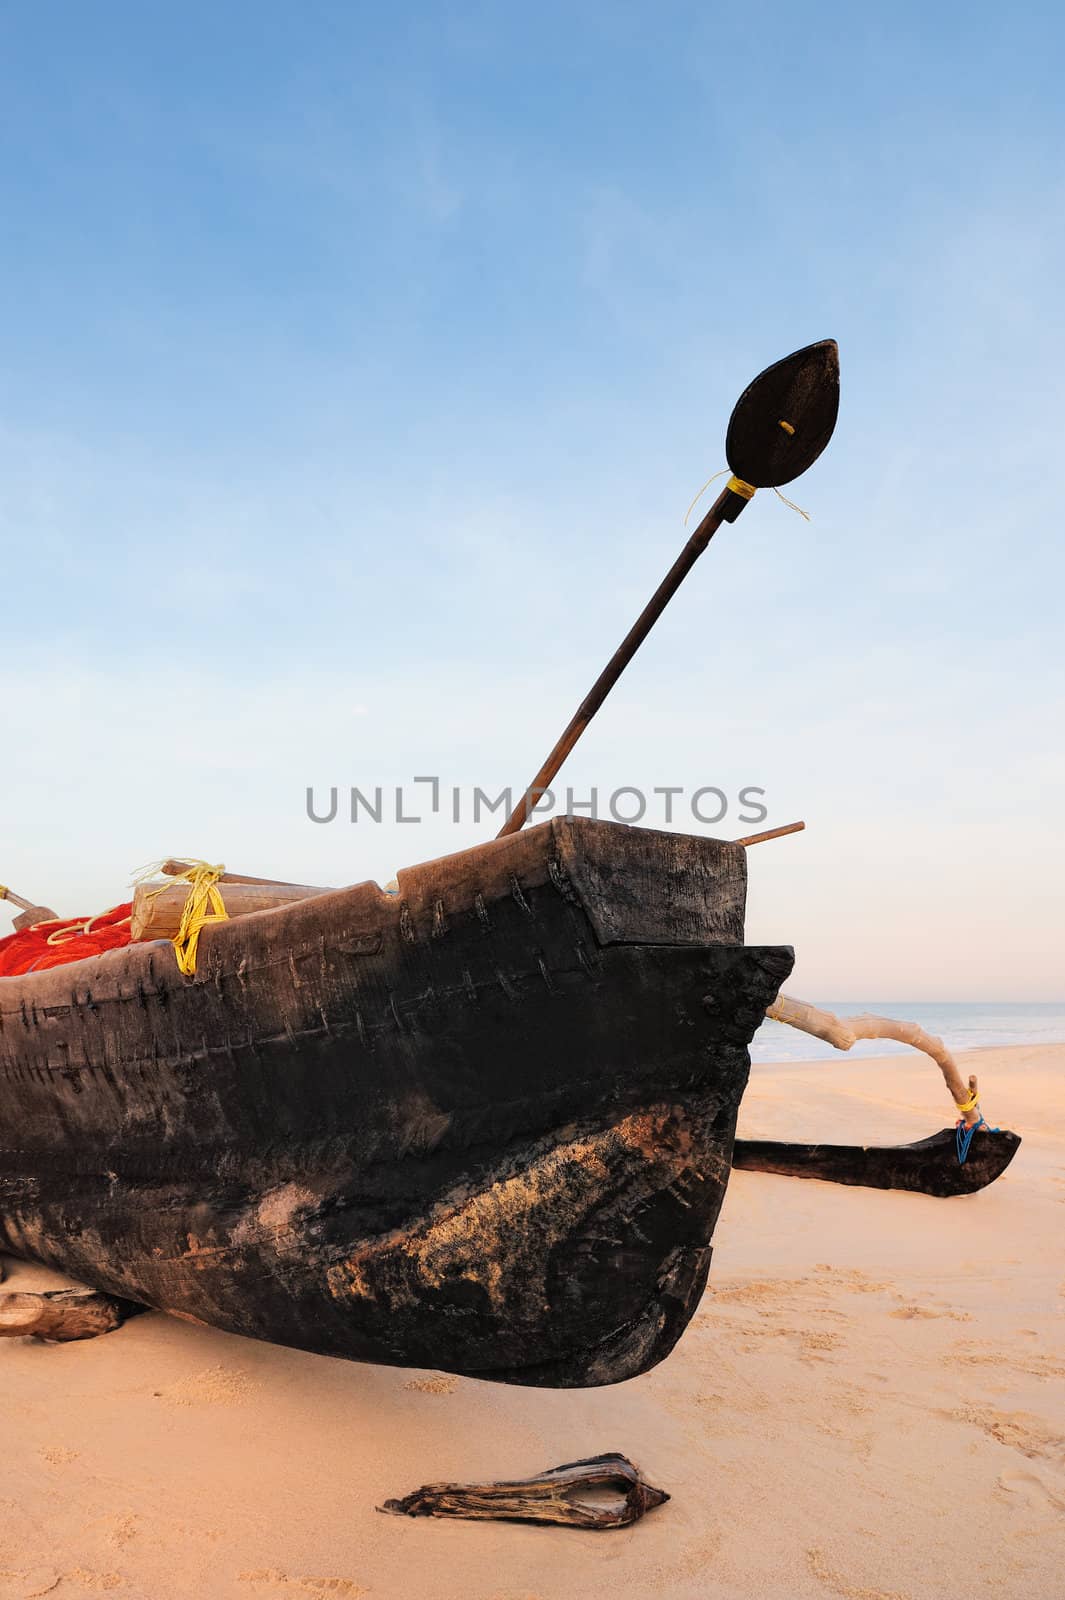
[683,468,729,526]
[684,468,809,525]
[954,1089,980,1115]
[141,859,229,976]
[772,486,811,521]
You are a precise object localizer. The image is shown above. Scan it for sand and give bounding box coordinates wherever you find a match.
[2,1042,1063,1600]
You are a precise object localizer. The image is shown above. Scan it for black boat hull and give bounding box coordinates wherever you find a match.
[0,819,791,1386]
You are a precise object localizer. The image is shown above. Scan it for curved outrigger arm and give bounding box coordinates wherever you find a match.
[765,993,984,1128]
[732,994,1021,1198]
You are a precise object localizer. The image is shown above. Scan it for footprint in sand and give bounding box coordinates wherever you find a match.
[239,1574,366,1596]
[0,1570,61,1599]
[997,1468,1065,1514]
[813,1266,894,1295]
[806,1545,909,1600]
[801,1331,844,1361]
[947,1341,1065,1380]
[946,1404,1065,1462]
[889,1305,970,1322]
[104,1515,140,1550]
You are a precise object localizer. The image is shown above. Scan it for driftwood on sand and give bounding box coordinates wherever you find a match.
[380,1453,669,1530]
[0,1288,145,1342]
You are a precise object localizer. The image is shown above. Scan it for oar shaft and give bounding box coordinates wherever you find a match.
[497,486,741,836]
[0,886,36,913]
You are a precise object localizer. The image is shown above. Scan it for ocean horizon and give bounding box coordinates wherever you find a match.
[750,1000,1065,1063]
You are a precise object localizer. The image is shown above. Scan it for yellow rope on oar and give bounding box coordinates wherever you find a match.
[954,1088,980,1115]
[772,486,811,521]
[683,468,809,525]
[148,859,229,976]
[683,468,729,526]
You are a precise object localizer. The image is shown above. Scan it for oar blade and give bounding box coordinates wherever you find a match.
[726,338,840,487]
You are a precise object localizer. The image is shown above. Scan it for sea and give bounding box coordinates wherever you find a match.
[750,1001,1065,1064]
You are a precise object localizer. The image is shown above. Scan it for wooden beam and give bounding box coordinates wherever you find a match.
[734,819,804,848]
[131,880,332,942]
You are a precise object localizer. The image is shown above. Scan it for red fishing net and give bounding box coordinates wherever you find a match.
[0,904,133,977]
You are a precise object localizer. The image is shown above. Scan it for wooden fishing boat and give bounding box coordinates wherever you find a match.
[0,817,792,1387]
[0,338,1020,1394]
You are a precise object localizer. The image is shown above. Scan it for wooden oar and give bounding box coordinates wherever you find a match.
[497,340,840,836]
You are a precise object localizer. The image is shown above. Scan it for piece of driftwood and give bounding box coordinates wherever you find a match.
[0,816,789,1387]
[130,879,331,941]
[732,1127,1021,1197]
[766,993,984,1125]
[379,1453,669,1530]
[0,1288,146,1341]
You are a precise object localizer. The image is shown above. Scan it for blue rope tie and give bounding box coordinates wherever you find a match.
[956,1114,999,1164]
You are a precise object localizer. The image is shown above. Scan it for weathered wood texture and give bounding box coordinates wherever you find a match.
[0,1287,144,1340]
[732,1127,1021,1198]
[0,818,791,1387]
[380,1452,668,1529]
[131,880,330,941]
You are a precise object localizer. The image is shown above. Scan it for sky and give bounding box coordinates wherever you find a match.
[1,2,1063,999]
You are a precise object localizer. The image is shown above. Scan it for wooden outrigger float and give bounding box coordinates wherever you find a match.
[0,339,1018,1377]
[733,1126,1021,1198]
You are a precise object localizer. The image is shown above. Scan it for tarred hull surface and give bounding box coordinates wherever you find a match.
[0,819,791,1386]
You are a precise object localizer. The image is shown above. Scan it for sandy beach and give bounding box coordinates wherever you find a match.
[2,1041,1062,1600]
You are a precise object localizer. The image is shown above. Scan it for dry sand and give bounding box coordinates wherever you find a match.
[2,1042,1063,1600]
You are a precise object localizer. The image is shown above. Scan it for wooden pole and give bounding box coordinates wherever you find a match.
[735,820,805,848]
[495,339,840,838]
[497,487,744,836]
[159,860,325,889]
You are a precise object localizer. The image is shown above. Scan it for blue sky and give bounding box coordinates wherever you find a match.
[2,2,1062,998]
